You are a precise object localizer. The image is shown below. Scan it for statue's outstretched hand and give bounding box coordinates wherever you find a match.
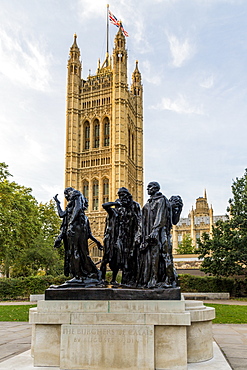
[54,194,60,203]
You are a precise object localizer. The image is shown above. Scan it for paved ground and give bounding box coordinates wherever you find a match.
[3,323,247,369]
[0,299,247,369]
[213,324,247,370]
[0,322,31,363]
[208,299,247,370]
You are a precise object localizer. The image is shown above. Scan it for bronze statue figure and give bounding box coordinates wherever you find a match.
[137,182,183,288]
[100,187,141,286]
[52,183,182,292]
[166,195,183,285]
[54,187,103,284]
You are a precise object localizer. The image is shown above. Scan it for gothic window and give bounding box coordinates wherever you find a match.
[83,181,89,199]
[132,134,135,160]
[134,87,140,96]
[117,52,123,62]
[103,178,109,203]
[94,119,100,148]
[103,117,110,146]
[93,180,99,210]
[84,121,90,150]
[128,129,131,157]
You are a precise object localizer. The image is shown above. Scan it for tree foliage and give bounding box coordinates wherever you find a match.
[176,234,195,254]
[11,201,64,277]
[198,169,247,277]
[0,163,63,277]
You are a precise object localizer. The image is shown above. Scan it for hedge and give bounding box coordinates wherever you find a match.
[0,272,114,300]
[179,274,247,297]
[0,274,246,300]
[0,275,67,300]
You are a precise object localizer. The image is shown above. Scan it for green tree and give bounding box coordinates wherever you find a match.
[11,201,63,277]
[32,200,63,276]
[0,163,41,277]
[198,169,247,277]
[0,163,63,277]
[176,234,195,254]
[0,162,12,181]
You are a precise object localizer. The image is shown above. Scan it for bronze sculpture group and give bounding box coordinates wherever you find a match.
[54,182,183,289]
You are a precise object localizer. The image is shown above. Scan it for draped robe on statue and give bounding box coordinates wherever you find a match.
[137,192,172,288]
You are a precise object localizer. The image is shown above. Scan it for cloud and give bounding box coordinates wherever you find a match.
[150,94,203,115]
[0,28,52,91]
[77,0,105,18]
[131,18,145,43]
[20,135,47,164]
[200,75,215,89]
[142,60,161,85]
[166,33,195,67]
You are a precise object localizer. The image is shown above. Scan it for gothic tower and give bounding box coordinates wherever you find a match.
[65,29,144,256]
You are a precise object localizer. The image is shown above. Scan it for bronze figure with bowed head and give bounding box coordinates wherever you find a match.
[100,187,142,286]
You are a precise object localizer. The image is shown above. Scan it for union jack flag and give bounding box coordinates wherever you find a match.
[109,10,129,37]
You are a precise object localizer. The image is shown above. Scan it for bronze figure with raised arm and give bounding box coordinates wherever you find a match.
[54,187,103,284]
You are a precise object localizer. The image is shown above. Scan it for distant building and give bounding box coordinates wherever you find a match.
[64,29,143,258]
[172,190,227,253]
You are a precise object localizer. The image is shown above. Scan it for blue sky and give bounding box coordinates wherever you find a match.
[0,0,247,217]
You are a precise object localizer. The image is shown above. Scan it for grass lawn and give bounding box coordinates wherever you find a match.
[0,305,36,321]
[204,303,247,324]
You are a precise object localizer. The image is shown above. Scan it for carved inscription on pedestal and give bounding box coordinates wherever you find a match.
[60,324,154,370]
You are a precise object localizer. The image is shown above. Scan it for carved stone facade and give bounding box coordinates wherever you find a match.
[172,190,227,253]
[65,29,143,258]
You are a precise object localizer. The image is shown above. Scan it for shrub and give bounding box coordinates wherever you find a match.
[0,275,67,300]
[178,274,247,297]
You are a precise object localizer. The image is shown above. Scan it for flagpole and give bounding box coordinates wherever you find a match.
[106,4,109,66]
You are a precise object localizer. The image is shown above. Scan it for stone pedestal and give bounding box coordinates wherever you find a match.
[29,298,215,370]
[185,301,214,363]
